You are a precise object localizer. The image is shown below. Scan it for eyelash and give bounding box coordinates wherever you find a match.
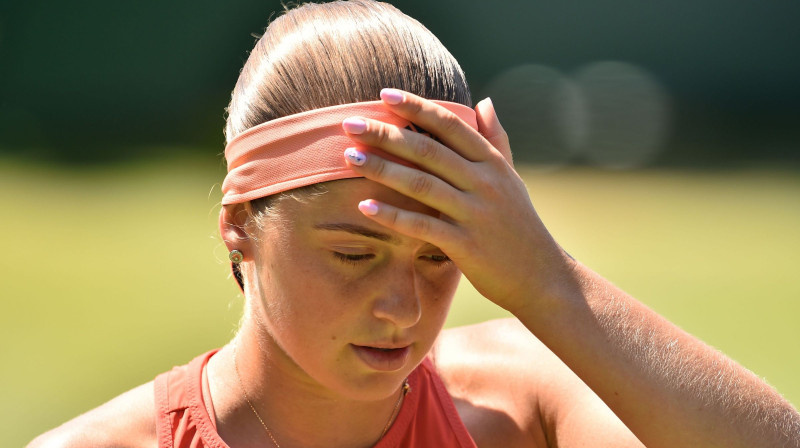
[332,252,452,267]
[422,254,452,265]
[333,252,375,265]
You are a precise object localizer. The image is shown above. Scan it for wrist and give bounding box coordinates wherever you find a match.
[507,244,583,320]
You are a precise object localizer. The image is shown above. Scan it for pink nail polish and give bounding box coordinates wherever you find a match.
[344,147,366,166]
[380,88,404,105]
[342,117,367,134]
[358,200,379,216]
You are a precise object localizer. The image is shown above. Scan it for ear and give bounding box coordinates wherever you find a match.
[219,202,254,260]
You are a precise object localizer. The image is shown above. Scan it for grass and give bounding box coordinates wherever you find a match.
[2,156,798,446]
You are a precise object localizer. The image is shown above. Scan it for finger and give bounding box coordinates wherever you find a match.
[379,88,497,163]
[341,116,476,191]
[357,199,461,251]
[475,97,514,167]
[344,147,468,220]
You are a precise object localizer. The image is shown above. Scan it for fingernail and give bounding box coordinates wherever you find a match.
[358,200,379,216]
[380,88,404,105]
[342,117,367,134]
[344,147,366,166]
[477,96,493,109]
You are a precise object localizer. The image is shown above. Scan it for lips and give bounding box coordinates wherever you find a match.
[351,344,411,371]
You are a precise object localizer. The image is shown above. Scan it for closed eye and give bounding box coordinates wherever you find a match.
[333,252,375,265]
[420,254,452,265]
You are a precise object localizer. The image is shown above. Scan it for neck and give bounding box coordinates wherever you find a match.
[206,323,409,448]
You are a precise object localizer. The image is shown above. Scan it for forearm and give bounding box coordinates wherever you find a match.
[515,257,800,448]
[336,90,799,445]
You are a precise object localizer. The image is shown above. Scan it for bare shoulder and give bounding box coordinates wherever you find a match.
[434,317,548,363]
[431,318,552,448]
[27,381,157,448]
[433,318,644,448]
[432,317,559,391]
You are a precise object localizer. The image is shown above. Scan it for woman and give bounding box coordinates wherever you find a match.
[29,1,799,447]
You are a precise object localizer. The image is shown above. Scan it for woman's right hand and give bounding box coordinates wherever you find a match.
[341,88,575,315]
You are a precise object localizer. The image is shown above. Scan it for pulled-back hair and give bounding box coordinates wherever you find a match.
[224,0,472,290]
[224,0,471,143]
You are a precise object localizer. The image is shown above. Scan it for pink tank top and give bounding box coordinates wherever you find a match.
[154,350,477,447]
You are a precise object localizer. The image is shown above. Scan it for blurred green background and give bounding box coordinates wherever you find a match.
[1,0,799,446]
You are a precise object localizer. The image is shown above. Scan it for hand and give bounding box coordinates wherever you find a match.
[341,89,574,313]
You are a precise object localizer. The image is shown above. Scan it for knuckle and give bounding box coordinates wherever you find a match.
[492,131,512,159]
[410,216,431,236]
[414,137,440,163]
[408,99,424,116]
[374,123,391,145]
[386,208,400,226]
[408,173,433,196]
[439,112,462,136]
[497,129,510,145]
[472,169,495,191]
[371,157,389,178]
[488,151,509,168]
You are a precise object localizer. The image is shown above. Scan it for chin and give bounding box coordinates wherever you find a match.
[335,357,423,401]
[343,373,414,402]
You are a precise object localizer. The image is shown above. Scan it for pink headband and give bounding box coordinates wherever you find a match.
[221,100,479,205]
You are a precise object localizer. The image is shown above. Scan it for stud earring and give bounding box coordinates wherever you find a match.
[229,249,244,264]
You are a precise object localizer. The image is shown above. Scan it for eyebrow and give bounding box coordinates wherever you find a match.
[312,223,402,245]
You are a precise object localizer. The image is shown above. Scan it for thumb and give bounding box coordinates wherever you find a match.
[475,97,513,166]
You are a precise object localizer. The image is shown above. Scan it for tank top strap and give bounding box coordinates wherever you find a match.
[153,350,228,448]
[376,358,477,448]
[153,351,476,448]
[422,358,478,447]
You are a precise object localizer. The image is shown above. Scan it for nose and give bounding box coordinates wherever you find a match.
[371,263,422,329]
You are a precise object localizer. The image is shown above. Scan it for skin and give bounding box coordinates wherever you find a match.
[27,90,800,448]
[210,179,463,448]
[337,90,800,447]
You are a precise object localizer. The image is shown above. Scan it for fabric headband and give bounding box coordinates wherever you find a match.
[221,100,479,205]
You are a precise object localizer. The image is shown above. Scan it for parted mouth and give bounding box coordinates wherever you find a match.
[350,344,412,371]
[354,343,412,350]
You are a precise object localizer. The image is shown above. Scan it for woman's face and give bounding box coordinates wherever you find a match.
[248,179,461,399]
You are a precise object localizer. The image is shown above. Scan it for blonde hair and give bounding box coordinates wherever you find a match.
[224,0,471,290]
[224,0,471,143]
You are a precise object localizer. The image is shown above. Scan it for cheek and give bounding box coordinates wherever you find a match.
[260,247,460,340]
[430,265,461,298]
[263,254,363,333]
[419,268,461,323]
